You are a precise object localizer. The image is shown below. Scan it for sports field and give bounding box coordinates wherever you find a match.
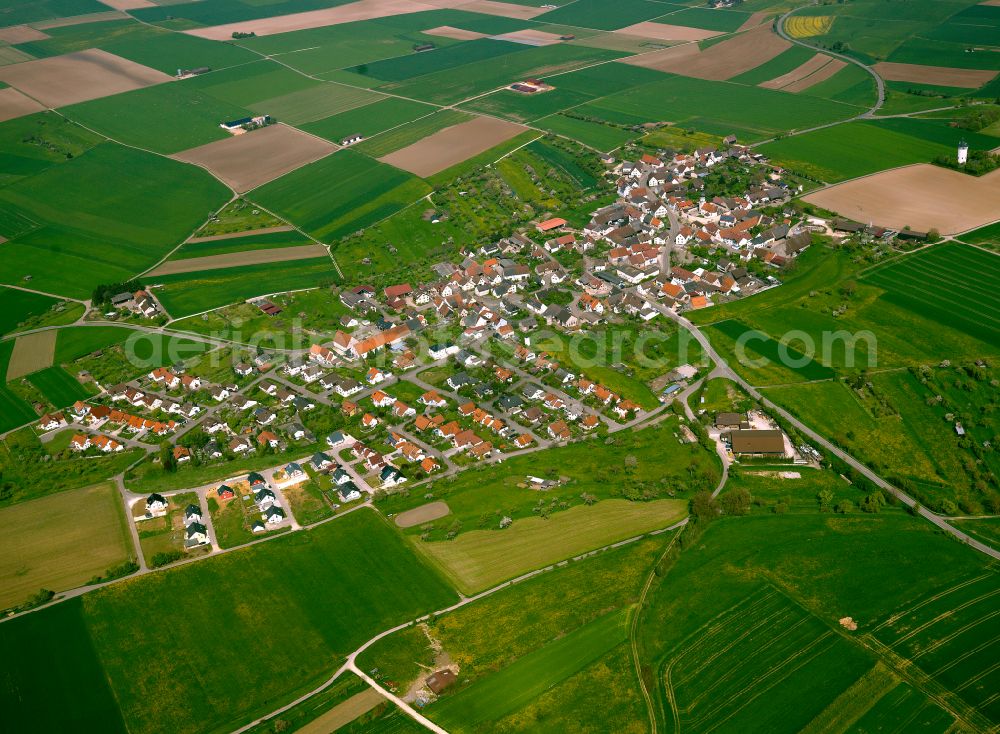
[413,498,687,594]
[26,365,92,407]
[859,243,1000,345]
[0,481,131,610]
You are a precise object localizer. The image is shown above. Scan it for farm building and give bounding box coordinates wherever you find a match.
[726,429,787,457]
[340,133,364,146]
[220,115,271,133]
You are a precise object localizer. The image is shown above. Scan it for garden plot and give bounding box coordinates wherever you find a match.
[622,24,790,80]
[873,62,997,89]
[7,330,56,380]
[803,164,1000,235]
[615,20,723,42]
[0,49,173,108]
[0,87,45,123]
[378,115,527,177]
[147,244,329,276]
[172,124,336,193]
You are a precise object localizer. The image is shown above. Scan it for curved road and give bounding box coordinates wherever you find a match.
[656,304,1000,561]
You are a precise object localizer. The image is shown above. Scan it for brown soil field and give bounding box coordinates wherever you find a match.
[0,48,172,107]
[424,25,487,40]
[760,53,832,89]
[616,20,723,42]
[873,61,997,88]
[803,165,1000,235]
[619,41,702,72]
[187,225,295,243]
[97,0,155,9]
[737,10,773,31]
[172,124,336,193]
[0,25,49,43]
[627,24,790,80]
[32,10,128,29]
[379,115,527,177]
[427,0,547,19]
[980,0,1000,6]
[395,501,452,528]
[296,689,386,734]
[0,482,131,610]
[783,58,845,92]
[0,87,45,123]
[493,28,565,46]
[148,244,329,276]
[7,329,56,380]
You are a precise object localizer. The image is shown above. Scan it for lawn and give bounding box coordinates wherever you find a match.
[0,598,128,733]
[80,509,457,734]
[758,118,1000,182]
[152,257,337,317]
[0,143,229,299]
[300,97,436,144]
[249,149,431,242]
[0,481,131,610]
[431,609,631,731]
[412,498,687,594]
[26,365,92,407]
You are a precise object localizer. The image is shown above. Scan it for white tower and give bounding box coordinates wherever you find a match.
[958,139,969,165]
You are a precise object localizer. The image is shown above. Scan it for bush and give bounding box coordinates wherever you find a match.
[150,550,184,568]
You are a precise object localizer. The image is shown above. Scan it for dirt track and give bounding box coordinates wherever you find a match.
[8,330,55,380]
[0,87,45,123]
[0,48,172,107]
[172,125,336,193]
[803,164,1000,235]
[148,245,329,276]
[379,116,526,177]
[623,24,790,79]
[395,501,451,528]
[615,21,723,42]
[873,62,997,89]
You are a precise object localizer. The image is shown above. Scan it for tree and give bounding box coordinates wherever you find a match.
[624,455,638,473]
[159,441,176,473]
[860,490,885,513]
[817,489,834,512]
[580,492,597,505]
[721,488,751,516]
[690,491,719,523]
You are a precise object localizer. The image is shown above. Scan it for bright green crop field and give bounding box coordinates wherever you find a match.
[26,365,92,407]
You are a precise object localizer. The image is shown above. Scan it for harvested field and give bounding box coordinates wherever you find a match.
[379,115,526,177]
[295,689,386,734]
[0,49,172,108]
[804,164,1000,235]
[760,53,832,89]
[0,87,45,123]
[784,58,845,92]
[615,21,722,42]
[0,26,49,43]
[737,10,773,31]
[395,501,451,528]
[187,226,295,243]
[492,29,565,46]
[7,330,56,380]
[424,25,487,40]
[31,10,128,29]
[172,124,336,193]
[0,482,130,611]
[147,244,329,276]
[96,0,154,8]
[622,24,790,80]
[873,62,997,89]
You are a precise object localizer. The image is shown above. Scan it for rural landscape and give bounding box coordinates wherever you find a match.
[0,0,997,732]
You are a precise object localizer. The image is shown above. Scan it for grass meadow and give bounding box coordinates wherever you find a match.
[0,287,68,336]
[26,365,93,406]
[413,499,688,594]
[250,149,431,242]
[0,481,130,610]
[36,509,459,734]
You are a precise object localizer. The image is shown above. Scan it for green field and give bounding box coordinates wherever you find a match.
[170,230,313,260]
[959,222,1000,246]
[759,118,1000,182]
[249,84,382,125]
[0,509,457,734]
[249,149,431,241]
[535,113,636,152]
[537,0,677,30]
[26,365,92,407]
[0,143,229,298]
[357,38,526,82]
[152,257,337,317]
[301,97,436,144]
[729,45,817,85]
[708,318,836,382]
[0,287,72,336]
[578,72,862,142]
[432,609,631,731]
[0,340,38,431]
[665,5,756,32]
[54,326,139,363]
[413,499,688,594]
